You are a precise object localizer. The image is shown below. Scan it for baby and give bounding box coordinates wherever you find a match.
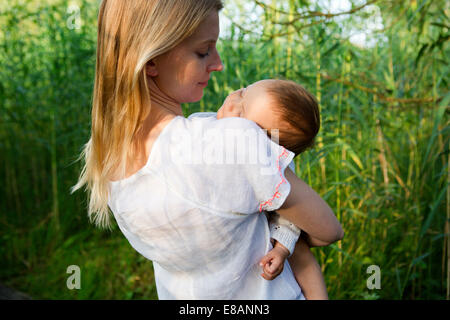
[217,79,327,299]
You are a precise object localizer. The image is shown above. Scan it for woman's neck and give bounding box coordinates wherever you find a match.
[135,77,184,147]
[147,77,183,117]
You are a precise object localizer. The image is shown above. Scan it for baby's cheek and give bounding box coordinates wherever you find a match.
[223,111,242,119]
[217,105,242,119]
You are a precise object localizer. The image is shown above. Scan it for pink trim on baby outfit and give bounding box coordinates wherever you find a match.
[258,147,290,212]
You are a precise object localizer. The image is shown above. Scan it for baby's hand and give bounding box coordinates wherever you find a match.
[259,241,290,280]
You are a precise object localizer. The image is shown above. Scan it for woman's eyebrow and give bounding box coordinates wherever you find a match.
[199,39,217,45]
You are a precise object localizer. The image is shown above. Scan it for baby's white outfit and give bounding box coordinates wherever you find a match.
[108,112,304,299]
[267,212,301,256]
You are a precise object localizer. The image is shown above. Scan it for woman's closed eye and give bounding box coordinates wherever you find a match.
[197,52,209,58]
[197,48,210,58]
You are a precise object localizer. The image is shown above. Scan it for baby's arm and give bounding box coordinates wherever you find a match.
[262,213,328,300]
[288,236,328,300]
[269,213,302,256]
[259,212,300,280]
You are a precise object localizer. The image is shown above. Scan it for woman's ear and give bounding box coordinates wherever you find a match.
[146,60,158,77]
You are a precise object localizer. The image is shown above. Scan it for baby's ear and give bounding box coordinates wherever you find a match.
[146,60,158,77]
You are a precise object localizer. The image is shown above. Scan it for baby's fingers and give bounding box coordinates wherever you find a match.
[265,260,284,277]
[268,259,280,273]
[261,271,276,281]
[261,266,276,280]
[259,263,276,281]
[259,254,273,268]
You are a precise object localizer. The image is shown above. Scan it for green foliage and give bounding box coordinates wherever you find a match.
[0,0,448,299]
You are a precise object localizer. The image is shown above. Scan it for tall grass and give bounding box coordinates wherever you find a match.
[0,0,448,299]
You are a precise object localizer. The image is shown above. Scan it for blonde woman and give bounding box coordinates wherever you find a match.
[73,0,343,299]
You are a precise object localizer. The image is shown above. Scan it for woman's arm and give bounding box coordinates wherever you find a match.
[276,167,344,244]
[301,231,336,247]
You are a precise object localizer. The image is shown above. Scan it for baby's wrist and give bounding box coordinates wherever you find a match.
[273,242,290,259]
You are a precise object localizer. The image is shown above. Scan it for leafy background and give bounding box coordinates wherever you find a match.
[0,0,448,299]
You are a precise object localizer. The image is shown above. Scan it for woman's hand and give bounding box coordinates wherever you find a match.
[277,168,344,245]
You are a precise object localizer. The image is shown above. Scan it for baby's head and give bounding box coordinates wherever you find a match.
[217,79,320,156]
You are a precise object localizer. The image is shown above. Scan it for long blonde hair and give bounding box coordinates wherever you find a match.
[72,0,223,229]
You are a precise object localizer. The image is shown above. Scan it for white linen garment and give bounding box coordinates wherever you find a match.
[108,112,305,299]
[189,113,302,256]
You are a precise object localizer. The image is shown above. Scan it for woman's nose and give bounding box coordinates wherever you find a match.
[208,50,223,72]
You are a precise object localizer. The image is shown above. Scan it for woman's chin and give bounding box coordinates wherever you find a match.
[186,92,204,103]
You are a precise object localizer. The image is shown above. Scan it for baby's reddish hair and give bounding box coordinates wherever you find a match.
[266,80,320,157]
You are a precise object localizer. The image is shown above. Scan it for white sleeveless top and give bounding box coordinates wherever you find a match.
[108,112,305,300]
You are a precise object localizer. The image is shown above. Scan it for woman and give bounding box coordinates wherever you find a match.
[73,0,343,299]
